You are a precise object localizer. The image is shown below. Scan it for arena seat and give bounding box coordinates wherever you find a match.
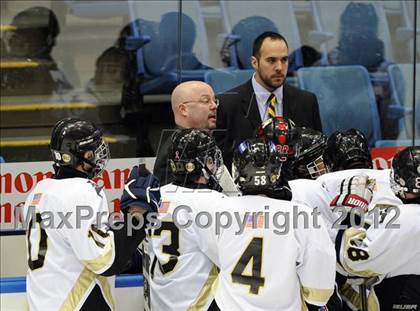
[311,1,394,63]
[375,139,420,147]
[204,69,254,94]
[129,0,211,95]
[387,63,419,139]
[297,65,381,146]
[219,0,303,70]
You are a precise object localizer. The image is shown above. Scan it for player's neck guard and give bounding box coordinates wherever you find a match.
[172,179,213,190]
[401,196,420,205]
[54,165,89,179]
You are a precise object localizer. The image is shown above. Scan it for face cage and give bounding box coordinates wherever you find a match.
[390,169,408,199]
[306,155,328,179]
[91,139,110,178]
[390,169,420,199]
[196,146,224,181]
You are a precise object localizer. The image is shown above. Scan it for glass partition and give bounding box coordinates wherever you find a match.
[0,0,418,163]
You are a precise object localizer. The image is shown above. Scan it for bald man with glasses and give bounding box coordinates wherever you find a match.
[153,81,219,185]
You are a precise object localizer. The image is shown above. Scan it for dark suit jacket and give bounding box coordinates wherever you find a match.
[215,79,322,171]
[153,129,176,186]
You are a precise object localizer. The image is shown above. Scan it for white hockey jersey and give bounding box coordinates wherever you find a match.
[316,168,402,207]
[24,177,116,311]
[337,202,420,279]
[143,183,226,311]
[290,179,338,242]
[191,195,336,311]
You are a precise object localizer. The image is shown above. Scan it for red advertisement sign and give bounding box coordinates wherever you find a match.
[0,158,156,231]
[370,146,406,170]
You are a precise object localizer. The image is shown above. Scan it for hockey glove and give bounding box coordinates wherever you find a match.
[120,164,161,213]
[330,174,376,213]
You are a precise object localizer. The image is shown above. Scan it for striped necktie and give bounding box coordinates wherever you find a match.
[267,93,277,118]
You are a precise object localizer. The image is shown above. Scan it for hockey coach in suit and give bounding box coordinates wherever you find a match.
[215,31,322,170]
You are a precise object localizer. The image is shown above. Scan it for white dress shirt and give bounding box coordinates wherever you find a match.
[252,74,283,122]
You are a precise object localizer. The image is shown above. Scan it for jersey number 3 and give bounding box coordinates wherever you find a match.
[231,237,265,295]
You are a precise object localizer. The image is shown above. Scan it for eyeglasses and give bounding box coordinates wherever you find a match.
[182,97,219,107]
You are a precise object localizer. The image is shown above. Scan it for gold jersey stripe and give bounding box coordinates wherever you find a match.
[301,286,334,304]
[1,102,97,111]
[187,264,219,311]
[81,240,115,274]
[97,276,116,310]
[59,267,96,311]
[339,282,380,311]
[340,228,380,278]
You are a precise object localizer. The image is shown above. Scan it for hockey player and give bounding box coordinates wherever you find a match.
[142,129,226,311]
[315,129,402,310]
[257,119,349,310]
[256,118,334,238]
[324,128,373,172]
[332,146,420,310]
[207,138,336,310]
[317,128,401,207]
[24,118,159,310]
[143,130,335,311]
[292,127,328,180]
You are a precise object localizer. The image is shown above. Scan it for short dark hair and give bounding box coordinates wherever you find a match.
[252,31,288,58]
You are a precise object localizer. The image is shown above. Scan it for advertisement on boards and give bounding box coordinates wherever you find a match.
[0,158,156,232]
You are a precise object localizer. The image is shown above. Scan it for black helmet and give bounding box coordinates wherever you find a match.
[390,146,420,199]
[50,118,109,178]
[324,128,372,171]
[233,138,291,199]
[256,116,300,160]
[293,127,328,179]
[169,129,223,187]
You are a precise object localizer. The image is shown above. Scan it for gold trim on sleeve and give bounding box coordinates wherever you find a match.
[187,264,219,311]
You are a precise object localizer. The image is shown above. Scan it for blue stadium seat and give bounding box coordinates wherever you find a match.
[204,69,254,94]
[297,65,381,146]
[387,64,418,138]
[129,1,211,95]
[220,1,303,70]
[375,139,420,147]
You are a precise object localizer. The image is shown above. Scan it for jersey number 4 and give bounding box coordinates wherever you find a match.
[231,237,265,295]
[27,213,48,270]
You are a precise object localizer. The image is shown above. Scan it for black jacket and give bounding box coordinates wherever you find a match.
[215,80,322,170]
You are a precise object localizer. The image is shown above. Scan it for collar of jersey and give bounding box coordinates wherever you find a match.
[54,165,89,179]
